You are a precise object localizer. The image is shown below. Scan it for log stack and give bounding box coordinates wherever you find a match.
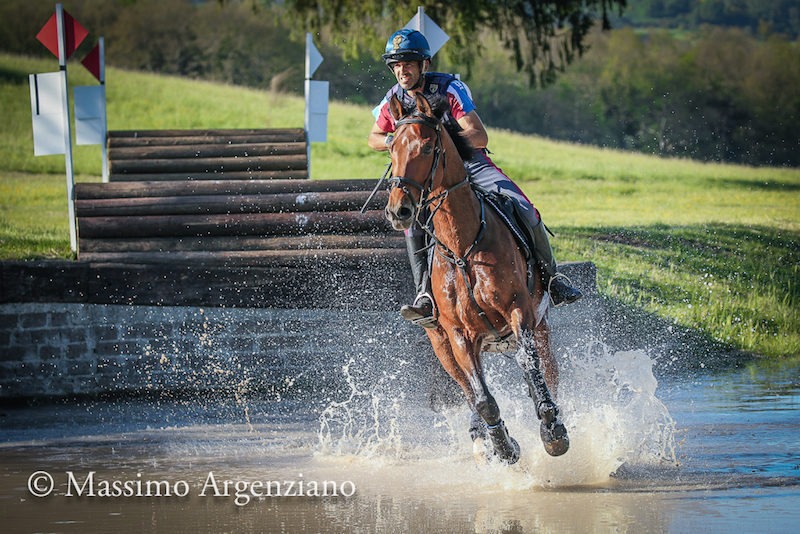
[74,179,402,266]
[69,129,411,308]
[107,128,309,181]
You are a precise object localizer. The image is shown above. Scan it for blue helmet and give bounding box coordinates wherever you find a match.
[382,29,431,67]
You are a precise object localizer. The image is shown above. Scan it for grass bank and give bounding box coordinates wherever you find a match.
[1,53,798,359]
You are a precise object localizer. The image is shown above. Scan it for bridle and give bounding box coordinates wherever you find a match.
[388,114,502,340]
[388,115,469,231]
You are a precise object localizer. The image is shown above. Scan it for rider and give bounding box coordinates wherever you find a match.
[368,29,582,328]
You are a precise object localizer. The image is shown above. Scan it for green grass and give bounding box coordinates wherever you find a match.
[2,52,799,359]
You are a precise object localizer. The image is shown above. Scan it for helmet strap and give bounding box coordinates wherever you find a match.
[409,60,429,91]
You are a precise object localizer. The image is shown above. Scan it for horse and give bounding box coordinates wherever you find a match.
[383,92,569,463]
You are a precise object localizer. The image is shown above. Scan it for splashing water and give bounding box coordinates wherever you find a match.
[316,342,677,490]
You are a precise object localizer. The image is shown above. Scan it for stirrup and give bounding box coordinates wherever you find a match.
[547,273,582,307]
[400,294,438,329]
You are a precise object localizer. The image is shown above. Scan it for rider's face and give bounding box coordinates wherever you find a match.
[392,60,425,90]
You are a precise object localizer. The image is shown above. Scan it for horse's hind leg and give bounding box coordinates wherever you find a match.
[516,328,569,457]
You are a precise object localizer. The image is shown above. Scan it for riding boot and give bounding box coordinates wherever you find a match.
[527,215,583,306]
[400,233,438,329]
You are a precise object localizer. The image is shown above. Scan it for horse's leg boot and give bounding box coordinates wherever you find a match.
[519,339,570,458]
[537,400,570,457]
[400,233,438,329]
[485,419,520,465]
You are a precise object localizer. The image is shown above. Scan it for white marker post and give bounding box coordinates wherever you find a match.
[75,37,108,182]
[30,72,66,157]
[56,3,77,252]
[99,37,107,182]
[304,33,329,178]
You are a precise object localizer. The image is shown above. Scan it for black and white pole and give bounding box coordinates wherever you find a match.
[99,37,108,182]
[404,6,450,58]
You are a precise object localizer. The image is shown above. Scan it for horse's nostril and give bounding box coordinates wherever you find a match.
[398,207,413,220]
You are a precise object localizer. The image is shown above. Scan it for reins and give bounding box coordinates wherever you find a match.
[390,113,502,341]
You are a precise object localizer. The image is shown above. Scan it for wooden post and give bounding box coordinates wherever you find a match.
[99,36,108,183]
[56,3,77,252]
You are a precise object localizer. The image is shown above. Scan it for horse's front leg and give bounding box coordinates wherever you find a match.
[515,325,569,457]
[445,327,520,465]
[424,327,514,462]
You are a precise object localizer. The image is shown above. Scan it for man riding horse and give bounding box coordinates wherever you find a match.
[369,29,582,329]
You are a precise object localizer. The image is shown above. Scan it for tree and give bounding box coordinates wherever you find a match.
[280,0,628,86]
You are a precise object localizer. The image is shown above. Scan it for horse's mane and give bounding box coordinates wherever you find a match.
[399,94,476,162]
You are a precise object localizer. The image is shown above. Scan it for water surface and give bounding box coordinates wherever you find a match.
[1,347,798,533]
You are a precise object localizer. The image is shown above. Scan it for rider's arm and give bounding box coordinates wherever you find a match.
[456,110,489,150]
[368,122,392,152]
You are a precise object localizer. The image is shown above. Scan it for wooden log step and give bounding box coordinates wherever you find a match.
[75,179,380,199]
[78,235,405,253]
[108,134,306,148]
[75,191,391,217]
[109,154,308,174]
[107,128,306,139]
[78,210,394,239]
[78,248,407,267]
[108,142,306,160]
[108,170,309,181]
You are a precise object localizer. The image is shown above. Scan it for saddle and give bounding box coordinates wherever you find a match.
[470,185,544,353]
[473,185,538,294]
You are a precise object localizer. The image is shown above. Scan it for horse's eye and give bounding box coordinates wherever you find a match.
[422,145,434,155]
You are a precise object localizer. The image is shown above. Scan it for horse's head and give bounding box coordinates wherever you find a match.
[384,92,444,231]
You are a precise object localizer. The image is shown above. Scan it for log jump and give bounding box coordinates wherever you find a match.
[107,128,309,181]
[77,129,403,270]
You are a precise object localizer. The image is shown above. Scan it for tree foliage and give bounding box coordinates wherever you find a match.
[616,0,800,38]
[451,26,800,166]
[3,0,798,166]
[281,0,627,86]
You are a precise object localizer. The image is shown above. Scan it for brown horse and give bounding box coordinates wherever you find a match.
[384,92,569,463]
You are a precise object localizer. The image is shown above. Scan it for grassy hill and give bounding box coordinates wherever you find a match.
[1,53,798,360]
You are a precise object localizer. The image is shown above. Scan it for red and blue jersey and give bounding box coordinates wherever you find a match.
[372,72,476,133]
[373,72,536,217]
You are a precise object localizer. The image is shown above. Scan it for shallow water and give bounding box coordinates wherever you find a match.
[1,346,798,533]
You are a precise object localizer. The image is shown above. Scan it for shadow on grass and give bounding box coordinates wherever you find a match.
[569,222,798,297]
[0,66,32,85]
[714,178,800,192]
[558,222,799,362]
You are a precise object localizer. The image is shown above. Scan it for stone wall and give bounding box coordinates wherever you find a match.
[0,262,601,401]
[0,303,428,400]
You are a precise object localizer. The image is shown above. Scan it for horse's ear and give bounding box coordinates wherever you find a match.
[416,93,433,117]
[390,94,404,121]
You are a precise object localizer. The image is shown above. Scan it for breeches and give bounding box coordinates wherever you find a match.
[406,150,540,236]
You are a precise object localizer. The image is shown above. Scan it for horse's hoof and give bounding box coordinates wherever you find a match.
[486,420,521,465]
[469,411,487,441]
[502,436,521,465]
[540,419,569,457]
[472,437,488,467]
